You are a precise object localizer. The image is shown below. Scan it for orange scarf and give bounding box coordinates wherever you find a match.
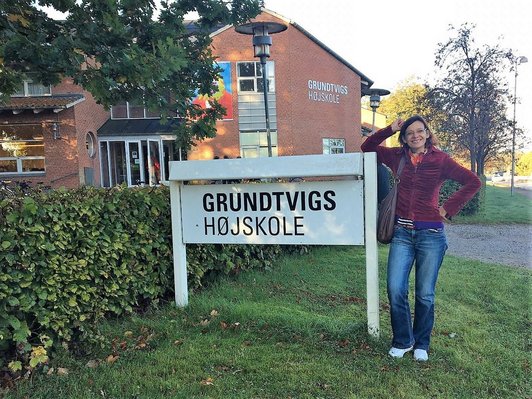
[409,150,426,167]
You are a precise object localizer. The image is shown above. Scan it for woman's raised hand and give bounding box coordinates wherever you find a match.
[391,118,404,132]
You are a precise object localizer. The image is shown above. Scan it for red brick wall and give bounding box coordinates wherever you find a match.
[0,80,109,189]
[190,11,365,160]
[55,79,110,187]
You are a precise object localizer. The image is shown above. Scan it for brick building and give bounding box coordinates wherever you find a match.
[188,9,373,160]
[1,9,376,189]
[0,77,109,188]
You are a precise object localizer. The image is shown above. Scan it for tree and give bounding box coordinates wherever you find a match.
[376,79,450,149]
[0,0,261,150]
[516,151,532,176]
[428,23,517,176]
[378,79,430,123]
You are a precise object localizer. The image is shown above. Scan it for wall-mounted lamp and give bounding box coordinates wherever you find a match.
[52,122,60,140]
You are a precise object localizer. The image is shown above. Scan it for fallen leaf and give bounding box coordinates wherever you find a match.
[200,319,210,326]
[174,339,184,346]
[200,377,214,386]
[106,354,119,364]
[210,309,219,317]
[86,360,99,368]
[135,341,148,350]
[47,367,55,375]
[338,339,350,348]
[57,367,69,375]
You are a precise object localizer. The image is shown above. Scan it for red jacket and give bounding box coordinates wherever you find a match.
[361,126,482,221]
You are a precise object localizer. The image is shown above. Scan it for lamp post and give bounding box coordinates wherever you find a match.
[510,55,528,196]
[365,88,391,134]
[236,21,287,157]
[363,88,391,203]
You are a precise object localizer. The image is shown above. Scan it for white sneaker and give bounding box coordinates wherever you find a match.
[414,349,429,361]
[388,346,413,358]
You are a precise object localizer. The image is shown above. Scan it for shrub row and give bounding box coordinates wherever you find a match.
[439,178,484,216]
[0,185,285,370]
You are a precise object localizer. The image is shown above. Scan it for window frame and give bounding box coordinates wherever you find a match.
[86,132,97,158]
[12,80,52,97]
[237,61,275,94]
[239,130,278,158]
[110,102,163,120]
[0,127,46,175]
[322,138,346,154]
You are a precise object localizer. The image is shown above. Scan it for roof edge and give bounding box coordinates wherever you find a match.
[209,8,374,92]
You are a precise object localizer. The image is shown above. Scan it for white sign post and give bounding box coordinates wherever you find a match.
[168,153,379,337]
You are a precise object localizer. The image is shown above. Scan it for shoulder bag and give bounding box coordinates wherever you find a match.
[377,156,406,244]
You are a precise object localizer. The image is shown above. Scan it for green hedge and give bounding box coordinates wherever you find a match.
[439,178,484,216]
[0,185,286,370]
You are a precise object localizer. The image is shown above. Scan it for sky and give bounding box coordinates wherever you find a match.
[264,0,532,146]
[44,0,531,146]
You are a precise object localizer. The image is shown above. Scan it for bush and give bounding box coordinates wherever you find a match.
[439,178,483,216]
[0,185,288,375]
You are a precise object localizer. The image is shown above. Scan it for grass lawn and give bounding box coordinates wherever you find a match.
[4,245,530,399]
[454,185,531,224]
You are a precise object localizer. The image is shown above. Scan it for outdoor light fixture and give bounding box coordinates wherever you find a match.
[510,55,528,196]
[363,88,390,135]
[52,121,60,140]
[235,21,287,157]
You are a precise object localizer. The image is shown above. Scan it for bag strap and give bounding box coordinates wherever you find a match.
[393,155,406,184]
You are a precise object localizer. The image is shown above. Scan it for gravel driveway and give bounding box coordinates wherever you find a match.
[445,224,532,269]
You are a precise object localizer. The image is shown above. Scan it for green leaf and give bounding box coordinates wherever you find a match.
[7,297,20,306]
[8,360,22,372]
[12,322,31,343]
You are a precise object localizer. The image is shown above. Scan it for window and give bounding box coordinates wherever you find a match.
[12,81,51,97]
[99,138,176,187]
[323,138,345,154]
[0,125,45,174]
[86,132,96,158]
[110,101,162,119]
[237,61,275,93]
[239,131,278,158]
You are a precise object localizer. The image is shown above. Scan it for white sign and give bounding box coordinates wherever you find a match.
[181,180,364,245]
[168,153,379,337]
[307,79,349,104]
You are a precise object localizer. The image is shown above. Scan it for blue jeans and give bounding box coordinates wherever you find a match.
[387,226,448,351]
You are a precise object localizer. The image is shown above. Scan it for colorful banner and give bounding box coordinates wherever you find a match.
[192,62,233,120]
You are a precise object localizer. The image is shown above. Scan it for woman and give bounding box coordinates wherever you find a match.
[361,115,481,361]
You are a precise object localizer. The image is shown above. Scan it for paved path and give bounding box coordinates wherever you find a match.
[514,187,532,199]
[445,224,532,269]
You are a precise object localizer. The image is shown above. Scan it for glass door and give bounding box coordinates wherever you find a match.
[146,139,161,186]
[109,141,127,186]
[126,141,143,185]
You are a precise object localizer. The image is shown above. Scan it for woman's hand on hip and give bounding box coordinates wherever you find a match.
[439,206,450,222]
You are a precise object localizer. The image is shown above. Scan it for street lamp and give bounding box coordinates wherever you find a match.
[362,88,391,203]
[236,21,287,157]
[365,88,391,134]
[510,55,528,196]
